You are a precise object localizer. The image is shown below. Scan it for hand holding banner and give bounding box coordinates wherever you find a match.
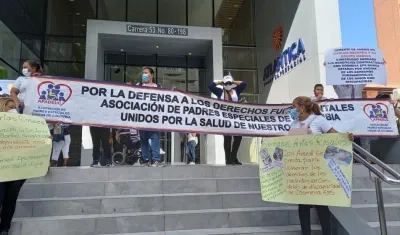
[259,133,353,207]
[0,113,51,182]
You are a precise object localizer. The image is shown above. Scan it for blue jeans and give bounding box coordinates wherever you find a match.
[139,131,160,162]
[187,140,196,162]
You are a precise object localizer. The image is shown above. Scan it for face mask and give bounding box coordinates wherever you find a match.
[224,85,233,91]
[22,68,31,77]
[7,109,18,114]
[290,108,299,120]
[142,74,150,82]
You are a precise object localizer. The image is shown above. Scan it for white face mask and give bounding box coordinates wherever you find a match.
[22,68,31,77]
[224,85,234,91]
[7,109,18,114]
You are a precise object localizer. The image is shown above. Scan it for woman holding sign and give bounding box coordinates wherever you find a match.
[10,60,43,114]
[0,97,26,235]
[288,96,354,235]
[208,74,247,165]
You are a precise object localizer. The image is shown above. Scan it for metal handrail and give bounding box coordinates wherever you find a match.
[352,142,400,235]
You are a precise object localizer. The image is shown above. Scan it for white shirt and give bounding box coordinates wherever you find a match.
[188,133,196,142]
[137,82,159,88]
[310,95,328,101]
[220,89,239,102]
[290,114,333,134]
[13,76,29,102]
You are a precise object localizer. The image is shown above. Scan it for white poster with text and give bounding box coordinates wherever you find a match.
[325,48,387,85]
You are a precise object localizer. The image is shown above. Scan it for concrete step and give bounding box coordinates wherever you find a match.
[26,164,397,184]
[14,189,400,218]
[98,225,322,235]
[25,165,260,184]
[19,173,400,199]
[10,207,322,235]
[370,221,400,235]
[20,178,263,199]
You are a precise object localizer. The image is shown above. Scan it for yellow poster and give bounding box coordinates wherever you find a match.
[259,133,353,207]
[0,113,51,182]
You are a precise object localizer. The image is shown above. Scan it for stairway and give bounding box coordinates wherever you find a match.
[8,164,400,235]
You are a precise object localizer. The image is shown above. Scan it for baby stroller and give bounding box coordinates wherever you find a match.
[112,129,142,165]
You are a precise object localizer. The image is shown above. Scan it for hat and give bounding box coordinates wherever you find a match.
[223,75,233,83]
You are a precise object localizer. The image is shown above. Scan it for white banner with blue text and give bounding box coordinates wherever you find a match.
[23,77,398,137]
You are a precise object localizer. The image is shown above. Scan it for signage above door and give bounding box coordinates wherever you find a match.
[126,24,188,36]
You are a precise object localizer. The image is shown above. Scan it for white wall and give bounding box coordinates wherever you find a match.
[255,0,342,104]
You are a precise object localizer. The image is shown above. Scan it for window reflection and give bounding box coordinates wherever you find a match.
[45,37,86,62]
[127,0,156,23]
[188,0,213,27]
[105,64,125,83]
[46,0,96,36]
[44,62,85,78]
[223,46,256,69]
[215,0,255,46]
[98,0,126,21]
[158,0,186,26]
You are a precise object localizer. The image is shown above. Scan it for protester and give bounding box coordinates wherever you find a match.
[10,60,43,113]
[0,97,26,234]
[310,84,328,101]
[187,133,197,165]
[90,126,112,167]
[50,124,71,167]
[208,74,247,165]
[288,96,353,235]
[135,67,162,167]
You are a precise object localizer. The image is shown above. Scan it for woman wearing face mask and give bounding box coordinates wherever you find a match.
[208,74,247,165]
[288,96,353,235]
[135,67,162,167]
[0,97,26,235]
[10,60,43,114]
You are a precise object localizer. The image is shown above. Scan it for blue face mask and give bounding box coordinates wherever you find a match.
[290,108,299,120]
[142,73,149,82]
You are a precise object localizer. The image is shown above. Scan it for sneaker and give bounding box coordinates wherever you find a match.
[105,162,112,167]
[0,230,9,235]
[188,162,195,165]
[151,161,159,167]
[90,160,99,167]
[141,160,150,167]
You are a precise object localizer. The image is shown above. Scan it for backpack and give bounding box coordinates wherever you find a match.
[138,82,161,88]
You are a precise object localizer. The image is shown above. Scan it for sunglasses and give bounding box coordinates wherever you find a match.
[224,81,233,86]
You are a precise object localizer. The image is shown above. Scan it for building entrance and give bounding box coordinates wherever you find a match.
[82,20,225,166]
[104,52,207,164]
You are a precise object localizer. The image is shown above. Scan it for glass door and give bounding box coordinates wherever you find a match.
[105,52,207,165]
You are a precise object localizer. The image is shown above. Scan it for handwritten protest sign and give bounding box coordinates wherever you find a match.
[259,133,352,207]
[0,113,51,182]
[325,48,387,85]
[22,77,398,137]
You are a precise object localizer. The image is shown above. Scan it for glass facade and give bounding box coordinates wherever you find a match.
[0,0,257,165]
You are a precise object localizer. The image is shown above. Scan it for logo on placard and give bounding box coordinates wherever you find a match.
[363,103,389,121]
[37,81,72,106]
